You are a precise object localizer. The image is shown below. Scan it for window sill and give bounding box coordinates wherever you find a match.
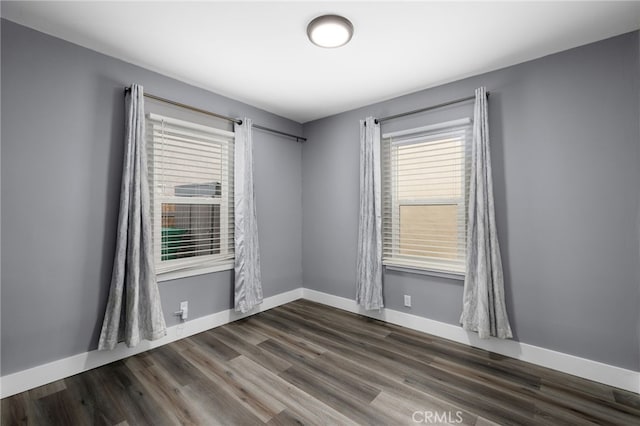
[157,261,234,282]
[383,264,465,281]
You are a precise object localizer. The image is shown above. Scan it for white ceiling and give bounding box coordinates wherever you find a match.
[3,1,640,123]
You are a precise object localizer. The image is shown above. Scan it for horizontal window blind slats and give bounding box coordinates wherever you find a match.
[384,253,464,263]
[165,243,235,251]
[152,156,224,169]
[150,135,227,153]
[389,131,467,147]
[152,160,226,170]
[383,230,458,236]
[388,258,463,267]
[383,234,465,243]
[147,113,235,275]
[383,218,466,228]
[152,155,230,167]
[162,246,233,256]
[387,250,462,259]
[394,145,465,157]
[393,182,464,190]
[389,156,465,170]
[393,136,464,148]
[159,226,234,233]
[149,125,232,141]
[154,197,228,204]
[395,142,466,156]
[384,250,463,257]
[152,150,226,164]
[382,121,470,274]
[152,173,225,184]
[156,255,235,274]
[160,232,235,239]
[384,237,464,245]
[149,131,230,147]
[161,243,234,250]
[385,245,463,255]
[392,154,464,166]
[148,112,235,137]
[152,176,230,186]
[385,172,465,181]
[153,177,226,188]
[152,148,225,162]
[383,259,465,274]
[382,118,471,139]
[383,200,463,205]
[384,258,465,269]
[387,239,464,253]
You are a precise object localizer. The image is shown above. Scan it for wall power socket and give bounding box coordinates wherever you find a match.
[404,295,412,307]
[175,301,189,321]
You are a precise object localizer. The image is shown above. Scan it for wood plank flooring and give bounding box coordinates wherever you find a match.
[2,299,639,425]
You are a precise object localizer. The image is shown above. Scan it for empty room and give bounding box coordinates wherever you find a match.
[1,1,639,425]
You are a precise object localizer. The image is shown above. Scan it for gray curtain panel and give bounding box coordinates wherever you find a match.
[460,87,513,339]
[234,118,263,313]
[356,117,384,310]
[98,84,167,350]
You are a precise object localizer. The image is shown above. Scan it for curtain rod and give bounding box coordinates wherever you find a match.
[253,124,306,142]
[371,92,489,125]
[124,87,306,142]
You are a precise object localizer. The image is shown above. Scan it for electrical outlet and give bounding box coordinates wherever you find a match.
[180,301,189,320]
[175,301,189,321]
[404,295,412,307]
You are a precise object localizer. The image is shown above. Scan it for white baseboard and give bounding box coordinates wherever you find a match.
[0,288,303,399]
[2,286,638,398]
[302,288,640,394]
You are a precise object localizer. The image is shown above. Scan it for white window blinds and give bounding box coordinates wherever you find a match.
[146,113,235,275]
[382,118,471,275]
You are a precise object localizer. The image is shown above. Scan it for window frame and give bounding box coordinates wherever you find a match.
[382,119,471,277]
[146,113,235,281]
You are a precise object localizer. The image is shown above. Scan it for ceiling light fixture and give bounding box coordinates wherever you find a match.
[307,15,354,48]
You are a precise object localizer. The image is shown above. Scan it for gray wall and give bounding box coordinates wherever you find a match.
[1,20,302,375]
[2,18,638,377]
[302,31,640,371]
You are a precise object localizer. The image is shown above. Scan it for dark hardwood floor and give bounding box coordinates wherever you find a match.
[2,299,639,425]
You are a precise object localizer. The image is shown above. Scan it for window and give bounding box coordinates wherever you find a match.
[382,118,471,275]
[146,113,234,278]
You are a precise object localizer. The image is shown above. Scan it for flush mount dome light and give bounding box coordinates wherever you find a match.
[307,15,353,48]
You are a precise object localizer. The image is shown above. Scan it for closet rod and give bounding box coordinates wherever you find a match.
[124,87,306,142]
[372,92,489,125]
